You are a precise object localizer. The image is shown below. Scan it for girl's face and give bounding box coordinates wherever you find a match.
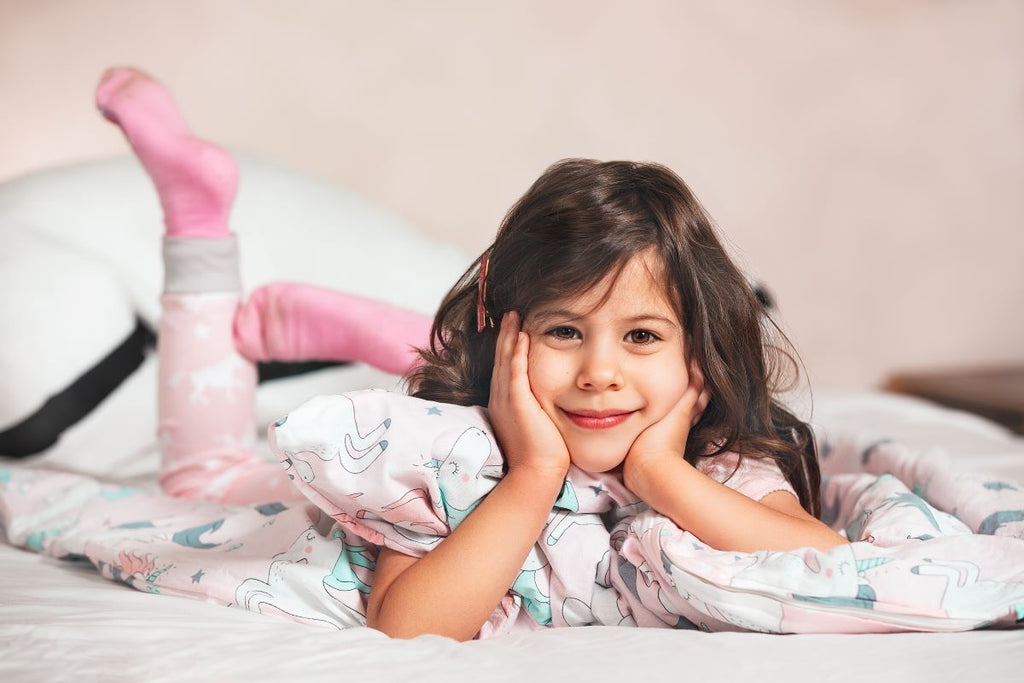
[523,252,691,473]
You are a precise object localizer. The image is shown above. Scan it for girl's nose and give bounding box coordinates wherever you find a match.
[576,349,624,391]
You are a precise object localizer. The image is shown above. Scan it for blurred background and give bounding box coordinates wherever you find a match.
[2,0,1021,392]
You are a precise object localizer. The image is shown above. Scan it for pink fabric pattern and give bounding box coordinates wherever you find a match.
[158,291,301,504]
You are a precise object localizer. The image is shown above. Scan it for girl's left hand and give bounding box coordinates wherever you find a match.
[622,361,710,494]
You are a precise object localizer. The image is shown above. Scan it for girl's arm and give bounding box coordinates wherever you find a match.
[366,312,571,640]
[624,454,847,552]
[622,365,847,553]
[366,466,564,640]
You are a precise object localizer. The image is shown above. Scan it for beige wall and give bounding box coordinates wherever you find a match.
[2,0,1022,391]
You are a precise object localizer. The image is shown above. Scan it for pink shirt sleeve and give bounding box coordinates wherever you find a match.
[695,451,797,502]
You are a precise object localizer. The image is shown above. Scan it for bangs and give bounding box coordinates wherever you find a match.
[493,225,669,321]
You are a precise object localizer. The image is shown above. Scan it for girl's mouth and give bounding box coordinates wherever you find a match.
[561,409,636,430]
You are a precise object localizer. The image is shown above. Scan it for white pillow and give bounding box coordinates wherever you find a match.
[0,153,469,325]
[0,227,138,453]
[0,154,470,461]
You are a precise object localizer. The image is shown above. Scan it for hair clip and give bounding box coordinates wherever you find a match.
[476,252,493,332]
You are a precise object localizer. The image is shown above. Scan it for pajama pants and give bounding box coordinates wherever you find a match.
[158,236,302,505]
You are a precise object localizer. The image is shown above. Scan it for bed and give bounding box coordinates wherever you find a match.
[1,157,1022,681]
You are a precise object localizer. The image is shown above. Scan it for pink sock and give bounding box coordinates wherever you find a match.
[96,67,236,239]
[233,283,433,376]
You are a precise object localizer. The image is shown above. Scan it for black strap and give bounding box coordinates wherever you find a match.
[0,318,154,457]
[0,319,352,458]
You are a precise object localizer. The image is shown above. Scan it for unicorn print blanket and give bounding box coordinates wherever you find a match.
[1,390,1023,636]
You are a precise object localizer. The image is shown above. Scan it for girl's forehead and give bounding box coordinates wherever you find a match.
[528,252,679,322]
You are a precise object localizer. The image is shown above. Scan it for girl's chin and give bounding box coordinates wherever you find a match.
[567,450,628,474]
[560,430,636,473]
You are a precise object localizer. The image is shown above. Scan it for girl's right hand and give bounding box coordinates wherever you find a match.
[487,311,571,482]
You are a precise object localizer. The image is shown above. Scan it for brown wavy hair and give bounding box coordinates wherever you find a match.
[407,159,821,516]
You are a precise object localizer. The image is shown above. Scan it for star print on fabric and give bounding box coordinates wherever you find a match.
[191,569,205,583]
[588,484,605,496]
[427,406,443,416]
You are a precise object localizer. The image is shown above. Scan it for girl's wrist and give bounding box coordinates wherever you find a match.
[503,461,567,498]
[624,450,693,502]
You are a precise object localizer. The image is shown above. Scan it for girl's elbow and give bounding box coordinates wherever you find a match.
[365,612,414,639]
[364,607,420,640]
[366,619,419,640]
[367,616,474,642]
[366,599,477,641]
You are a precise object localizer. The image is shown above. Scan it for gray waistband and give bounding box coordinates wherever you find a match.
[163,235,242,294]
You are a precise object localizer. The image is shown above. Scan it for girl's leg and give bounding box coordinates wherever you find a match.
[97,67,300,505]
[158,241,299,504]
[233,283,432,375]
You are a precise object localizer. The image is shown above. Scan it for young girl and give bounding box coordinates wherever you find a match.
[96,67,846,642]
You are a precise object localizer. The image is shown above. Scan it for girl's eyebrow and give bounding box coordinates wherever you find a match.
[623,314,679,328]
[529,310,678,328]
[529,309,581,325]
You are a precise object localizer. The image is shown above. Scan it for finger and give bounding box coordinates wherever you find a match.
[691,388,711,427]
[493,312,517,372]
[697,388,711,411]
[667,388,699,422]
[490,311,519,400]
[508,330,531,398]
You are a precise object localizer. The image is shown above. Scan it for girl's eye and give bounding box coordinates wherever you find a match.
[547,326,580,340]
[626,329,659,345]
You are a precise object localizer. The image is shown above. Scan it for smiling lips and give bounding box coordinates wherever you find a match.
[561,409,636,430]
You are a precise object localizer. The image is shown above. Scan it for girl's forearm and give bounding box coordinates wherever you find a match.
[369,468,564,641]
[628,456,847,553]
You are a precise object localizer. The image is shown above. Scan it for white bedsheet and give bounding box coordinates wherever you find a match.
[3,389,1023,682]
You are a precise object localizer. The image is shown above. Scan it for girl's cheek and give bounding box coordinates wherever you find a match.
[526,346,563,406]
[525,343,549,391]
[653,364,691,415]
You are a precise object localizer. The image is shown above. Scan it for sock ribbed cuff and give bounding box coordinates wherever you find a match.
[163,236,241,294]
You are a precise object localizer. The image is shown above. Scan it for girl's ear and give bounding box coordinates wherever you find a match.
[688,359,712,427]
[688,356,705,388]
